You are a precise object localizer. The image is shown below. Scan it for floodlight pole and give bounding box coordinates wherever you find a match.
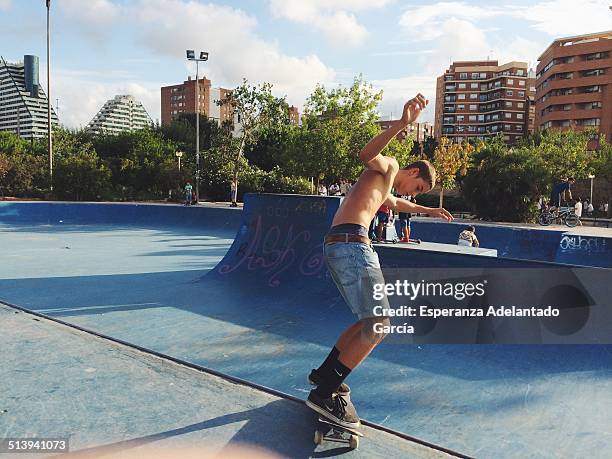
[46,0,53,191]
[195,59,200,203]
[186,50,208,203]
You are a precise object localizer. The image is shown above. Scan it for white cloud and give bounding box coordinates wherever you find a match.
[0,0,12,11]
[58,0,119,41]
[52,68,160,128]
[370,76,437,122]
[399,2,503,30]
[269,0,394,47]
[512,0,611,37]
[399,0,611,39]
[51,0,337,128]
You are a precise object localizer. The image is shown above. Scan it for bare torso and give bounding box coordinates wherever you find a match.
[331,169,397,228]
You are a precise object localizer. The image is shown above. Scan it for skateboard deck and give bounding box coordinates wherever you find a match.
[314,416,363,450]
[374,238,421,244]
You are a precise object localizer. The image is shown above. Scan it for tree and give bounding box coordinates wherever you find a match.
[462,136,547,222]
[432,137,474,207]
[290,76,385,184]
[218,80,291,198]
[517,129,594,184]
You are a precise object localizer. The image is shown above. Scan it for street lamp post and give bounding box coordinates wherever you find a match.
[175,150,183,171]
[186,50,208,203]
[46,0,53,191]
[588,174,595,204]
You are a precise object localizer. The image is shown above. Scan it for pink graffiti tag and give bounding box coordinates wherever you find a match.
[218,215,327,287]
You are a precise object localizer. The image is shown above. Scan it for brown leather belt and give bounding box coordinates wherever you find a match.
[324,234,372,246]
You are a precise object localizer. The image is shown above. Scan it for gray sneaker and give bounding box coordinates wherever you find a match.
[305,390,360,430]
[308,369,350,395]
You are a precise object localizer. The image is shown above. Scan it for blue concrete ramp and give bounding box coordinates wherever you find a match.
[1,197,611,458]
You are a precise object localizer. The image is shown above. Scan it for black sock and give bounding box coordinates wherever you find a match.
[314,360,351,399]
[316,346,340,375]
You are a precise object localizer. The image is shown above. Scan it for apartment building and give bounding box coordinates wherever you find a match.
[0,55,59,139]
[434,61,535,145]
[161,76,234,126]
[376,120,433,143]
[86,95,152,135]
[535,31,611,143]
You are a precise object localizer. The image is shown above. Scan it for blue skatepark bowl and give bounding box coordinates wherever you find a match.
[1,195,611,458]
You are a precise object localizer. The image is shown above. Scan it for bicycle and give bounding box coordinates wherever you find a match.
[538,205,580,227]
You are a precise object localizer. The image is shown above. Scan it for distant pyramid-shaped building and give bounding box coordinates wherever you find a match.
[86,95,152,135]
[0,55,59,139]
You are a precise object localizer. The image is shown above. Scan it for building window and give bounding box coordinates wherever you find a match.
[505,113,512,119]
[506,90,513,96]
[469,104,477,110]
[516,70,524,76]
[507,78,514,85]
[478,115,484,121]
[516,125,523,131]
[504,124,511,131]
[469,115,477,121]
[459,73,468,79]
[518,91,525,97]
[470,83,478,89]
[517,113,524,119]
[457,115,465,122]
[505,101,512,107]
[519,80,525,86]
[480,73,487,79]
[470,93,478,99]
[458,83,466,89]
[517,102,524,108]
[457,104,465,110]
[458,94,466,100]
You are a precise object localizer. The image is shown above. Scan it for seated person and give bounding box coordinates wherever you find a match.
[458,225,479,247]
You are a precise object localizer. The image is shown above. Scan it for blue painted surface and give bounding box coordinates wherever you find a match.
[409,219,612,268]
[0,201,243,231]
[1,197,611,458]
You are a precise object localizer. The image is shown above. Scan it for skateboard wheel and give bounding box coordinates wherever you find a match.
[350,434,359,449]
[314,430,324,445]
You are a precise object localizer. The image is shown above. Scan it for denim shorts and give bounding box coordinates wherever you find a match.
[324,242,390,319]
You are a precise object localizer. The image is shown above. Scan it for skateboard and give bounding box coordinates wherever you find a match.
[314,416,363,450]
[374,238,421,244]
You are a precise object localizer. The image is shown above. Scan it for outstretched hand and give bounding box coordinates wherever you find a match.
[430,207,454,222]
[401,94,428,125]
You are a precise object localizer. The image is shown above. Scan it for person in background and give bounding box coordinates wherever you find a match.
[329,182,341,196]
[574,197,583,226]
[339,179,350,196]
[397,195,415,242]
[458,225,479,247]
[374,204,392,241]
[585,199,594,216]
[318,183,328,196]
[230,180,238,207]
[184,182,193,206]
[550,178,575,209]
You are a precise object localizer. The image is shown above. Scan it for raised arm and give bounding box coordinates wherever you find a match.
[384,195,454,222]
[359,94,428,175]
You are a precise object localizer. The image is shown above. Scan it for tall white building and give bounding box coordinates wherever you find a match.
[86,95,152,135]
[0,55,59,139]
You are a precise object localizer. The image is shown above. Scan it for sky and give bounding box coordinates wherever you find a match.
[0,0,610,128]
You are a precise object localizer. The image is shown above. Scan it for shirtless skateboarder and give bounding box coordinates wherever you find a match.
[305,94,454,429]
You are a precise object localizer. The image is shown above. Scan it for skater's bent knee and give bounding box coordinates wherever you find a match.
[359,317,390,345]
